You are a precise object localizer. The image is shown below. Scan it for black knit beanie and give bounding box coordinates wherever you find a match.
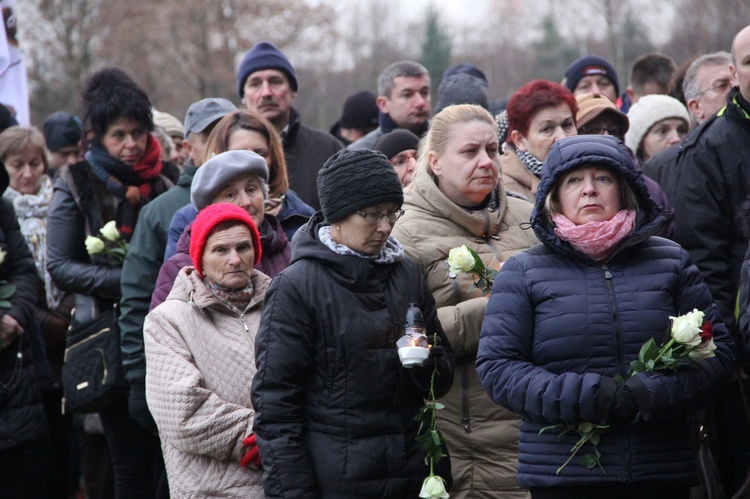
[317,149,404,223]
[373,129,420,160]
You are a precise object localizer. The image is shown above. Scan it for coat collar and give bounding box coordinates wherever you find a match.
[404,164,510,240]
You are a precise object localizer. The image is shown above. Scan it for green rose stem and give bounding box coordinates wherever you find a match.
[556,429,600,475]
[427,340,438,477]
[416,332,448,498]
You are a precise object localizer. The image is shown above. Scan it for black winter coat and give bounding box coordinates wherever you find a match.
[477,135,734,489]
[0,197,45,449]
[667,88,750,334]
[283,108,343,211]
[251,213,454,498]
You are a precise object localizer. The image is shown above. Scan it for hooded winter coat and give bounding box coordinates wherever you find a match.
[144,267,270,498]
[391,164,538,499]
[476,135,734,489]
[251,212,454,498]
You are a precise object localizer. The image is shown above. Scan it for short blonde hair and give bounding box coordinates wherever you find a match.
[0,126,49,172]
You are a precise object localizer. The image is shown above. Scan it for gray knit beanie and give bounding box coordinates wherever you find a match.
[191,150,269,210]
[317,149,404,223]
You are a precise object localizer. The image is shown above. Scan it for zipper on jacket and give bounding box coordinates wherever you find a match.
[603,265,634,482]
[461,363,471,433]
[603,266,625,373]
[239,314,248,332]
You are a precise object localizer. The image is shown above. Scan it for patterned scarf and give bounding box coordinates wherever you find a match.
[204,277,255,316]
[514,147,545,177]
[552,210,636,262]
[3,175,64,309]
[318,225,405,264]
[496,110,510,144]
[85,133,163,240]
[264,194,285,217]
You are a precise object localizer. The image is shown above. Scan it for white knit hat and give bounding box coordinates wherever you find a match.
[624,94,690,152]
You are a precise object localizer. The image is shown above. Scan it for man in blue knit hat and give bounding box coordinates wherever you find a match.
[562,54,620,104]
[237,41,342,210]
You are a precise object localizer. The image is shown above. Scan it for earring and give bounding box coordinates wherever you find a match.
[336,225,341,231]
[202,270,206,276]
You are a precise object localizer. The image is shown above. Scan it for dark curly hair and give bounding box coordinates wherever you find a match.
[82,67,153,137]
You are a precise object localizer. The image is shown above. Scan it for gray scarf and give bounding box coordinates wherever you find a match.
[318,226,405,264]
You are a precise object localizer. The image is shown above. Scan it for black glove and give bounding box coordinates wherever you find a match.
[421,344,445,371]
[128,380,158,434]
[608,383,638,426]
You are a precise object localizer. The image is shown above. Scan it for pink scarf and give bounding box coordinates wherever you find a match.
[552,210,636,262]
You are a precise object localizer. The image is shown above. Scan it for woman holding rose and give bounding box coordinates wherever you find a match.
[392,104,539,498]
[47,67,174,498]
[476,135,734,498]
[251,149,454,497]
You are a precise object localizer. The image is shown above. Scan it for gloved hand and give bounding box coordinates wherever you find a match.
[128,380,158,434]
[240,434,262,469]
[608,383,638,426]
[421,343,445,371]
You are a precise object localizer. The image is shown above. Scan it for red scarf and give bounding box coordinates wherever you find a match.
[130,135,163,201]
[552,210,636,262]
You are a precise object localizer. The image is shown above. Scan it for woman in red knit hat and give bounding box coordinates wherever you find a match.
[143,202,268,498]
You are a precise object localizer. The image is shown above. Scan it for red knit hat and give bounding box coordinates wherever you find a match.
[189,203,262,275]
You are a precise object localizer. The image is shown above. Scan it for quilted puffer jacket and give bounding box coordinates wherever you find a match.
[477,135,734,489]
[144,267,270,498]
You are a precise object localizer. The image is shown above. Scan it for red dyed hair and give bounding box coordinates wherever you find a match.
[506,80,578,147]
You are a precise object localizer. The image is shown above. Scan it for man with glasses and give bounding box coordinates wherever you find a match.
[683,51,736,125]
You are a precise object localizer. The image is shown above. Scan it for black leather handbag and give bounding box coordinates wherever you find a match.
[61,307,126,414]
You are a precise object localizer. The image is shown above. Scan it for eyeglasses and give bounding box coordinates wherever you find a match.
[697,79,732,98]
[579,123,626,138]
[356,209,405,225]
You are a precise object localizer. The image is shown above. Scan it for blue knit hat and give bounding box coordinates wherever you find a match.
[563,55,620,96]
[237,41,298,97]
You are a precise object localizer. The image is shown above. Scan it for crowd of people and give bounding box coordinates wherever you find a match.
[0,21,749,499]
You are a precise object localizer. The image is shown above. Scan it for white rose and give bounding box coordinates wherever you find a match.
[85,236,106,255]
[447,245,475,275]
[419,475,449,499]
[689,339,717,361]
[670,309,704,346]
[100,220,120,242]
[0,248,6,266]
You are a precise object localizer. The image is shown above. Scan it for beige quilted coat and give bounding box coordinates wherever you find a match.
[144,267,270,498]
[391,165,538,499]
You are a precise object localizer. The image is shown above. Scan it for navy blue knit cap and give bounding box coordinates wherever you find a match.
[563,55,620,96]
[237,41,298,97]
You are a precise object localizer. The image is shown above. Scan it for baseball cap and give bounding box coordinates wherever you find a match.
[184,98,236,136]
